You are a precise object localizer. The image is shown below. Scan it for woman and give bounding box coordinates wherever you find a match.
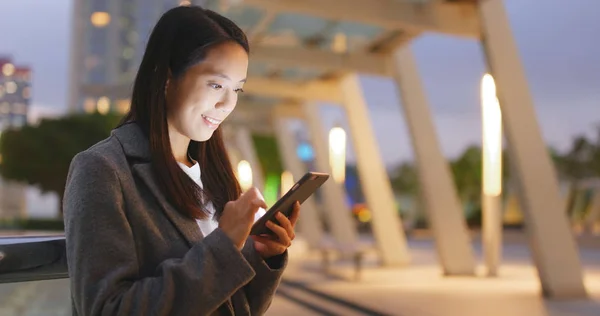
[63,5,299,316]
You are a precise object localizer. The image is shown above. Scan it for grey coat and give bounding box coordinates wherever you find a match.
[63,122,287,316]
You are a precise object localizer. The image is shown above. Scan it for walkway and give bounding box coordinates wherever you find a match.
[0,236,598,316]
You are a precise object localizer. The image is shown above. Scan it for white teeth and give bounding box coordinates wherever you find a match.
[202,115,221,125]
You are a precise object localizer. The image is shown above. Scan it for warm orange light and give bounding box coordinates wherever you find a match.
[97,97,110,114]
[481,73,502,196]
[329,126,346,184]
[116,99,130,114]
[237,160,253,191]
[91,12,111,28]
[2,63,15,76]
[331,33,348,53]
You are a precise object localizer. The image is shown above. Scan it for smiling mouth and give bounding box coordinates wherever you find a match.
[201,114,223,127]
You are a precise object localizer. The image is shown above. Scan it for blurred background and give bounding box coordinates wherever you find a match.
[0,0,599,315]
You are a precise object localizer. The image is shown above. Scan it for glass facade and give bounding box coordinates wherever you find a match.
[0,59,30,132]
[74,0,181,112]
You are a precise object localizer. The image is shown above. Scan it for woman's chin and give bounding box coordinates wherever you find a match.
[190,130,215,142]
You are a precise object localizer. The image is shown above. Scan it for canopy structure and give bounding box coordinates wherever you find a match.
[203,0,589,299]
[200,0,479,108]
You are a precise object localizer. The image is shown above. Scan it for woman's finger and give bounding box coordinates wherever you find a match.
[289,201,301,227]
[266,221,292,247]
[275,212,295,240]
[253,236,287,253]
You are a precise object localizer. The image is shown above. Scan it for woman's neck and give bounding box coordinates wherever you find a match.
[168,125,193,167]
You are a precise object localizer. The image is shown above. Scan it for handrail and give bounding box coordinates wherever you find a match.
[0,235,69,283]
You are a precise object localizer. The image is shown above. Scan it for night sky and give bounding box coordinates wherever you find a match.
[1,0,598,167]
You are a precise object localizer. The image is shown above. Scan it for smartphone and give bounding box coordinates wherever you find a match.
[250,171,330,236]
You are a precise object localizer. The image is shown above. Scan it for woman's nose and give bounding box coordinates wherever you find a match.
[216,90,237,112]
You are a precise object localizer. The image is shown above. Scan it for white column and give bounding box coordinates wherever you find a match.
[391,46,476,275]
[304,103,359,246]
[235,127,265,193]
[339,74,410,265]
[273,115,325,248]
[480,0,586,298]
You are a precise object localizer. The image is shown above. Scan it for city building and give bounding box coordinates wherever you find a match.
[0,57,30,220]
[68,0,183,114]
[0,57,31,131]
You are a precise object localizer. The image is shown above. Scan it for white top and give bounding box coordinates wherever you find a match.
[177,160,266,236]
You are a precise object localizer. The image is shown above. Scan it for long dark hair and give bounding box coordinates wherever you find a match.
[121,5,247,219]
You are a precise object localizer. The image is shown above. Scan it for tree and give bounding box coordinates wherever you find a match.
[0,113,122,214]
[450,146,483,206]
[390,162,416,193]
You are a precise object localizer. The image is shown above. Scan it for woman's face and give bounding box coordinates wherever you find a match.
[166,41,248,142]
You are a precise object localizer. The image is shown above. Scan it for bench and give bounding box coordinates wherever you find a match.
[318,243,368,281]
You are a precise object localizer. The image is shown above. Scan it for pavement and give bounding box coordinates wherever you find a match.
[0,234,599,316]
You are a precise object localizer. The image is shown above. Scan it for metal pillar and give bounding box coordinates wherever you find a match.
[391,46,476,275]
[479,0,586,298]
[339,74,410,265]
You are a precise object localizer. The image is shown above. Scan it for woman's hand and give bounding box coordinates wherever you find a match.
[219,187,267,250]
[251,201,300,259]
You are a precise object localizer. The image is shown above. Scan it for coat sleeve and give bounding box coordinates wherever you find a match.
[240,235,288,315]
[63,150,256,316]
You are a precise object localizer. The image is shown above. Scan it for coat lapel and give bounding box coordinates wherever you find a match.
[114,122,234,314]
[133,163,204,246]
[112,122,204,247]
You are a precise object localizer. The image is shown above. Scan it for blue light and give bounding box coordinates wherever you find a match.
[296,142,314,162]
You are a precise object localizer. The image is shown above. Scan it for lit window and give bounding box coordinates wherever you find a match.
[84,56,100,70]
[180,0,191,6]
[91,12,111,28]
[0,119,7,132]
[22,87,31,99]
[0,102,10,114]
[2,63,15,77]
[19,71,31,82]
[97,96,110,114]
[13,103,27,115]
[84,98,96,113]
[5,82,17,94]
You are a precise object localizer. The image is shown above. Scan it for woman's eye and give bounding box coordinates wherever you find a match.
[234,88,244,94]
[209,83,223,90]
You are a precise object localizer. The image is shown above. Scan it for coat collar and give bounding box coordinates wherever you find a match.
[112,122,204,246]
[111,121,152,162]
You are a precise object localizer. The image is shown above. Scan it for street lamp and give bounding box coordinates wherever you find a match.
[237,160,253,191]
[481,73,503,277]
[328,126,346,184]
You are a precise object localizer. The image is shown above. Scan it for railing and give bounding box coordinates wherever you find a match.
[0,235,68,283]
